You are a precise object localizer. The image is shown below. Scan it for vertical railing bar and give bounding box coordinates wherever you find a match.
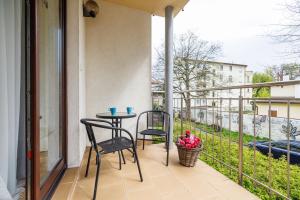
[229,98,232,176]
[189,97,192,131]
[180,95,183,135]
[212,99,215,164]
[238,93,244,185]
[199,97,202,140]
[220,98,223,162]
[268,99,272,196]
[287,100,291,199]
[253,99,257,185]
[205,98,208,160]
[194,98,197,135]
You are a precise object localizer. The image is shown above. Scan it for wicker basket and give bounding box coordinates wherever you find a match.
[176,143,203,167]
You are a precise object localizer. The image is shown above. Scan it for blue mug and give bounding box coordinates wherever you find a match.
[126,107,133,114]
[109,107,117,115]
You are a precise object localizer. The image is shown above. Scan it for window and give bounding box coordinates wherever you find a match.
[229,75,233,82]
[212,92,215,97]
[220,74,223,81]
[212,80,215,87]
[213,69,216,75]
[220,65,223,71]
[269,110,278,117]
[230,66,233,71]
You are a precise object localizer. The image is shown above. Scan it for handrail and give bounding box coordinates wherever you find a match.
[152,80,300,94]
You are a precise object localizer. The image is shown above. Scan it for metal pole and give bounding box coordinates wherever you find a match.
[238,94,244,185]
[165,5,174,147]
[180,95,183,135]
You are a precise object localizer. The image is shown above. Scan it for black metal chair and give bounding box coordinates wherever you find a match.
[80,118,143,200]
[135,111,170,166]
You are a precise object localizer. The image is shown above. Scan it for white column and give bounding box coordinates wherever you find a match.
[165,6,174,146]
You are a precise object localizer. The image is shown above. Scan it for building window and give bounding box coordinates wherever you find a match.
[230,66,233,71]
[220,65,223,71]
[213,69,216,75]
[212,92,215,97]
[247,76,250,82]
[247,88,250,92]
[229,75,233,82]
[212,80,215,87]
[220,74,223,81]
[269,110,278,117]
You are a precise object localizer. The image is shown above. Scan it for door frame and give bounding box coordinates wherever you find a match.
[29,0,67,199]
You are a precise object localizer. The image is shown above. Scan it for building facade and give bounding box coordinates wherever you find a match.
[256,78,300,119]
[193,61,253,112]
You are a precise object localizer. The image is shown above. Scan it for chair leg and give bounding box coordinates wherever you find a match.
[133,147,143,182]
[93,156,101,200]
[118,151,122,170]
[142,135,145,150]
[121,150,126,164]
[85,146,92,177]
[166,135,169,166]
[134,134,138,162]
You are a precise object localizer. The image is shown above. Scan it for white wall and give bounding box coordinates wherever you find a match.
[271,85,295,97]
[67,0,86,167]
[85,0,152,141]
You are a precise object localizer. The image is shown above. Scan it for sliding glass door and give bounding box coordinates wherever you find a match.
[38,0,63,187]
[29,0,67,199]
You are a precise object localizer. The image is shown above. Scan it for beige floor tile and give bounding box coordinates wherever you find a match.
[52,144,259,200]
[126,186,162,200]
[60,168,79,184]
[52,183,73,200]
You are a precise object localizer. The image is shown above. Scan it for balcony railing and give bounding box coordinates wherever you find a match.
[152,80,300,200]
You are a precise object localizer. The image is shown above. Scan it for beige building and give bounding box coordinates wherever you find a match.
[256,80,300,119]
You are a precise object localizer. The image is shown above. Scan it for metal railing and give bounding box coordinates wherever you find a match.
[152,80,300,200]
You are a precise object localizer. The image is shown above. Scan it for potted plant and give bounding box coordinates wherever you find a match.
[176,130,202,167]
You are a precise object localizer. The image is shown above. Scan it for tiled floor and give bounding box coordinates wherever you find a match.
[52,143,259,200]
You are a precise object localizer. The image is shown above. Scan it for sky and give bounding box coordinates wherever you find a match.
[152,0,300,72]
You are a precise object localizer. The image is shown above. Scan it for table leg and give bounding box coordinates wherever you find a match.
[119,119,126,164]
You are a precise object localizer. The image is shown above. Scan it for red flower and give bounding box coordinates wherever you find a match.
[177,130,202,149]
[186,130,191,136]
[179,139,185,146]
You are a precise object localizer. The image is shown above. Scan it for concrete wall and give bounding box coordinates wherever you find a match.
[85,1,152,141]
[67,0,86,167]
[271,85,295,97]
[191,109,300,141]
[257,103,300,119]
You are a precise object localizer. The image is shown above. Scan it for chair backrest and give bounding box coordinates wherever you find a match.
[80,119,114,156]
[137,111,170,133]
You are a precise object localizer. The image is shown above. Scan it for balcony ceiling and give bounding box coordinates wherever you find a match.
[103,0,189,17]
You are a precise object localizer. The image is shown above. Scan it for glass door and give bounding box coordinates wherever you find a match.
[29,0,67,199]
[38,0,63,186]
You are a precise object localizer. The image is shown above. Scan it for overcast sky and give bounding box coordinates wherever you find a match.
[152,0,300,72]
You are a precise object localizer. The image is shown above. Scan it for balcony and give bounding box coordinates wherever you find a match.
[52,143,258,200]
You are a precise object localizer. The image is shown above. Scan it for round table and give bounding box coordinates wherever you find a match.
[96,112,136,133]
[96,112,136,120]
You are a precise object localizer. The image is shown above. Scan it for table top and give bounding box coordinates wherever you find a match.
[96,112,137,119]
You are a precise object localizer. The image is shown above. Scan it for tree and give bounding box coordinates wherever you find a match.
[252,73,273,97]
[153,31,222,120]
[265,63,300,81]
[271,0,300,56]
